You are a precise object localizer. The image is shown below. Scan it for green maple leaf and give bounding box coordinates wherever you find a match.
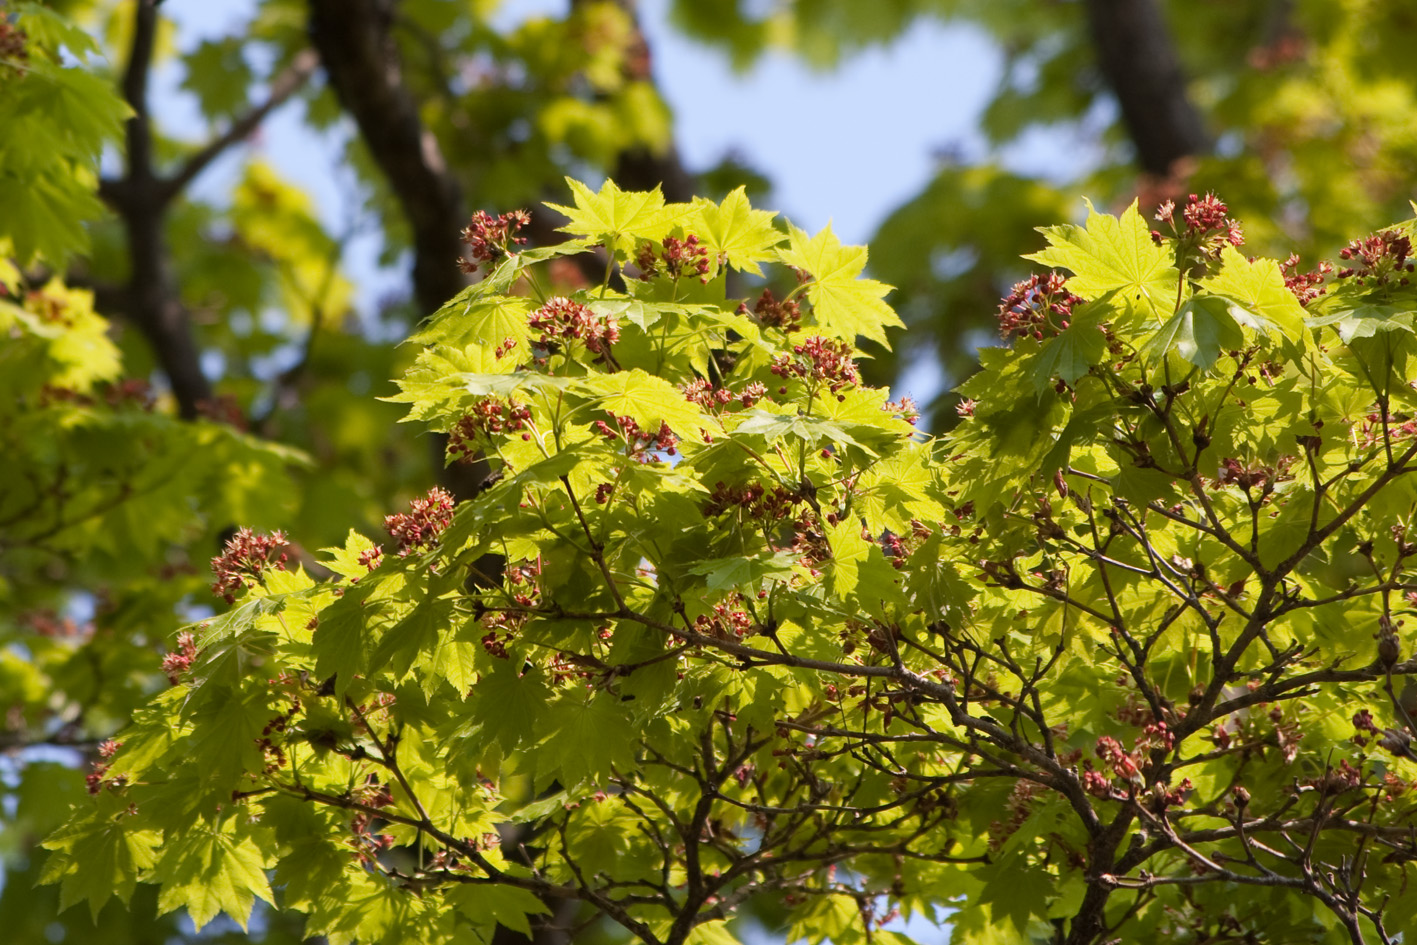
[152,819,275,931]
[408,291,535,363]
[1139,295,1243,370]
[184,683,270,788]
[826,519,871,600]
[320,529,381,581]
[687,550,798,591]
[582,369,716,442]
[188,592,289,647]
[537,691,637,789]
[732,409,876,455]
[1308,302,1417,342]
[470,660,551,752]
[777,223,903,346]
[1027,199,1177,318]
[370,596,450,680]
[40,793,161,921]
[419,625,480,700]
[312,583,379,698]
[1029,303,1108,393]
[692,186,783,275]
[545,178,688,255]
[447,885,551,938]
[1199,246,1307,343]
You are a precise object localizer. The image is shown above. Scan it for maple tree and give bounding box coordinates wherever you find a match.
[9,2,1417,945]
[39,172,1417,945]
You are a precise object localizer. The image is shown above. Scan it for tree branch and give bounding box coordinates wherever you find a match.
[160,47,320,201]
[1083,0,1209,176]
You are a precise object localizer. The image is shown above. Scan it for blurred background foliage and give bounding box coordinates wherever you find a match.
[2,0,1416,941]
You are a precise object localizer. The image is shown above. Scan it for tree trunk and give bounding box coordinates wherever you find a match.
[1083,0,1209,176]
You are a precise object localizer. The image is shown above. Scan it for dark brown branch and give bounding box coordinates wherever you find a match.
[109,0,212,418]
[1082,0,1209,176]
[306,0,467,318]
[161,48,320,200]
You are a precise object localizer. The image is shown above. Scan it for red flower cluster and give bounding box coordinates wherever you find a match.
[636,234,711,283]
[162,631,198,684]
[682,378,767,410]
[1095,735,1142,782]
[988,779,1044,850]
[593,413,678,460]
[448,398,533,462]
[1152,192,1245,258]
[357,546,383,572]
[1280,253,1333,306]
[748,288,802,332]
[211,528,290,603]
[0,17,27,66]
[1308,758,1364,795]
[694,596,754,639]
[771,336,860,393]
[86,739,126,795]
[458,209,530,271]
[996,272,1082,341]
[480,561,540,657]
[384,487,455,556]
[884,395,920,425]
[196,394,248,431]
[1336,229,1414,286]
[529,296,619,357]
[702,481,795,521]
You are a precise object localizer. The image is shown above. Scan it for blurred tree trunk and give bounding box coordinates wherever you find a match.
[1083,0,1209,176]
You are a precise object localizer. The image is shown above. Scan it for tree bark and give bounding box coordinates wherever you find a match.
[111,0,213,419]
[1083,0,1209,176]
[306,0,467,317]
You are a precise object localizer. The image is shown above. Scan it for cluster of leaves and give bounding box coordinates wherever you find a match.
[45,178,1417,945]
[0,2,129,265]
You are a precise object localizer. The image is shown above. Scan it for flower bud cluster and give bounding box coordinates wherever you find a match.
[695,595,754,640]
[884,396,920,425]
[257,698,301,773]
[384,487,454,556]
[458,209,530,271]
[1152,192,1245,256]
[1307,758,1364,795]
[86,738,127,795]
[529,297,619,357]
[682,378,768,411]
[770,336,860,393]
[480,562,541,657]
[747,288,801,333]
[996,272,1082,341]
[357,546,384,572]
[881,520,933,569]
[1211,699,1303,762]
[196,394,248,431]
[593,413,679,460]
[211,528,290,603]
[1336,229,1415,286]
[448,398,533,461]
[1280,253,1333,307]
[162,631,198,684]
[1095,735,1142,782]
[0,16,27,66]
[703,481,796,521]
[636,234,711,283]
[1215,456,1293,492]
[987,779,1044,850]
